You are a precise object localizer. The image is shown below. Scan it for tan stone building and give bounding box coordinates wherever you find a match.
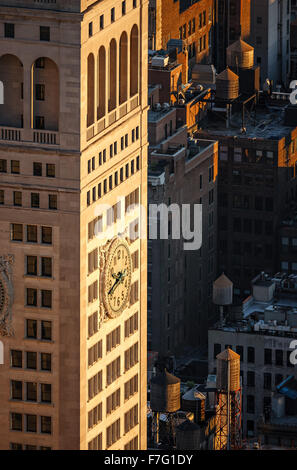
[0,0,148,450]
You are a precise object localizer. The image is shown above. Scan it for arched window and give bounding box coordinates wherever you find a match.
[0,54,23,128]
[87,54,95,127]
[119,32,128,104]
[130,25,139,97]
[98,46,106,119]
[32,57,59,131]
[109,39,117,112]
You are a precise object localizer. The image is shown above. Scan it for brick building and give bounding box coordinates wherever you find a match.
[147,104,218,356]
[197,94,297,299]
[214,0,251,72]
[149,0,214,73]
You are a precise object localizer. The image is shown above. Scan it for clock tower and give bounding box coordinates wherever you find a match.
[0,0,148,450]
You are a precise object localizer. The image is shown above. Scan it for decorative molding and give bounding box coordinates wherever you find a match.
[0,255,14,337]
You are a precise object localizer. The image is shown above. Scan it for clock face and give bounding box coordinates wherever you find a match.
[103,240,132,318]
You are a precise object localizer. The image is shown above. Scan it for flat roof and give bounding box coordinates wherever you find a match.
[198,103,296,140]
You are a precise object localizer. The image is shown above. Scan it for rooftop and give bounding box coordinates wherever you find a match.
[211,272,297,338]
[197,97,296,140]
[148,105,175,122]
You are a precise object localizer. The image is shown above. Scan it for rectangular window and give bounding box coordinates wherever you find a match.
[26,382,37,402]
[46,164,55,178]
[41,226,52,244]
[88,340,102,367]
[26,351,37,370]
[106,388,121,415]
[124,374,138,401]
[124,343,138,371]
[106,357,121,386]
[41,384,51,403]
[26,319,37,339]
[0,190,4,205]
[122,1,126,15]
[27,288,37,306]
[264,373,272,390]
[40,26,50,41]
[11,160,20,174]
[41,321,52,340]
[40,353,51,371]
[26,412,37,432]
[35,116,45,129]
[248,347,255,363]
[88,371,103,400]
[26,225,37,243]
[13,191,22,207]
[41,257,52,277]
[247,371,255,387]
[11,350,22,368]
[106,419,120,448]
[48,194,57,210]
[11,223,23,242]
[4,23,14,38]
[27,256,37,276]
[264,348,272,365]
[41,290,52,309]
[33,162,42,176]
[0,159,7,173]
[11,380,22,400]
[89,22,93,37]
[35,84,45,101]
[111,7,115,22]
[40,416,51,434]
[88,403,102,430]
[100,15,104,30]
[11,413,22,431]
[106,327,121,353]
[31,193,40,208]
[124,404,138,433]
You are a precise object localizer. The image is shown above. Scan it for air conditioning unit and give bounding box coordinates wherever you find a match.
[151,56,169,67]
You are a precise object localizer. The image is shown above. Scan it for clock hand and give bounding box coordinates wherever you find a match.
[108,270,128,296]
[108,272,121,295]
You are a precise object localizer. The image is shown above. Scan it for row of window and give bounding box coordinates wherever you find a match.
[87,189,140,242]
[0,160,55,177]
[86,156,140,207]
[88,280,139,305]
[104,406,138,449]
[11,224,52,244]
[26,288,52,309]
[219,146,275,162]
[26,256,52,278]
[11,380,51,403]
[10,443,51,450]
[88,434,139,450]
[88,343,139,401]
[88,0,137,40]
[1,191,57,210]
[219,216,274,234]
[214,343,294,367]
[88,311,138,349]
[178,9,209,40]
[3,23,50,41]
[10,413,51,434]
[25,319,52,341]
[10,350,51,371]
[87,127,139,175]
